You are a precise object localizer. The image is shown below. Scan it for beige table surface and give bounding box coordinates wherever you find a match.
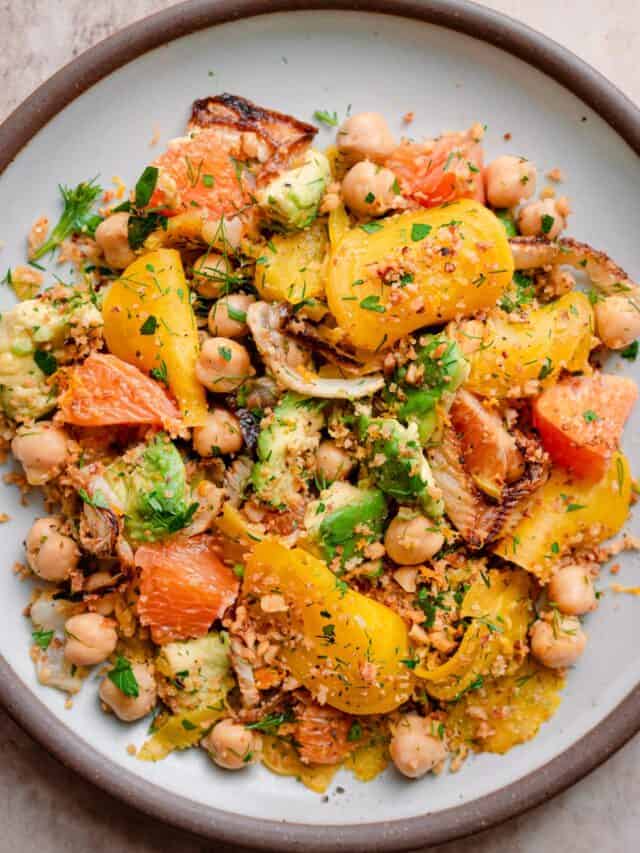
[1,1,639,850]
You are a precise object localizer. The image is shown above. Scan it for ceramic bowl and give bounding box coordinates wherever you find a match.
[1,2,639,850]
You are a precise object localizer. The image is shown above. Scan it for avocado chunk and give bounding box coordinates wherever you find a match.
[256,148,331,231]
[359,417,444,519]
[252,392,324,511]
[305,481,387,569]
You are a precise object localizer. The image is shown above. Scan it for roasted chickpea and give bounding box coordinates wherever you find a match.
[341,161,400,216]
[315,440,353,484]
[517,197,570,239]
[99,662,157,722]
[201,719,261,770]
[337,112,396,163]
[201,216,243,251]
[64,612,118,666]
[530,613,587,669]
[595,294,640,350]
[208,293,254,338]
[195,337,254,393]
[484,155,536,208]
[95,212,136,269]
[26,517,80,582]
[390,713,447,779]
[548,564,597,616]
[384,512,444,565]
[193,409,243,456]
[12,422,69,485]
[192,252,233,299]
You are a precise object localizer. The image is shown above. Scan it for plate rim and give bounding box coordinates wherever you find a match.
[1,1,639,850]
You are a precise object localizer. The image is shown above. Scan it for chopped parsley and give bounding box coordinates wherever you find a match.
[411,223,432,242]
[313,109,339,127]
[621,340,639,361]
[34,350,58,376]
[218,345,232,362]
[150,360,169,385]
[32,629,54,650]
[246,709,295,733]
[139,315,158,335]
[538,357,554,381]
[583,409,599,423]
[359,294,385,313]
[347,721,363,742]
[541,213,555,234]
[107,656,139,698]
[360,221,384,234]
[134,166,159,208]
[364,191,375,204]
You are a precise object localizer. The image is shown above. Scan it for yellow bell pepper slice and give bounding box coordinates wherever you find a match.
[261,735,338,794]
[447,660,564,754]
[326,199,513,351]
[416,569,532,701]
[254,221,329,305]
[138,706,224,761]
[494,452,631,581]
[244,540,413,714]
[328,203,351,249]
[103,249,207,426]
[457,291,593,398]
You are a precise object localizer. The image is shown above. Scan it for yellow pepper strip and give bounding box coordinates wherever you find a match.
[457,291,593,398]
[261,735,338,794]
[328,202,351,249]
[254,221,329,305]
[494,452,631,581]
[102,249,208,426]
[416,569,532,701]
[244,540,413,714]
[447,660,564,754]
[138,706,224,761]
[326,200,513,351]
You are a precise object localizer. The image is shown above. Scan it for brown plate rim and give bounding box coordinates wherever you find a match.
[1,1,639,850]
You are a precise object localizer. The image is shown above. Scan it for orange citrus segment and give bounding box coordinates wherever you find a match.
[136,534,239,644]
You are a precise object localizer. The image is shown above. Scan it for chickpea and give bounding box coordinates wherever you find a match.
[337,112,396,163]
[12,422,69,485]
[390,713,447,779]
[316,440,353,484]
[341,161,400,216]
[201,216,243,251]
[99,662,157,722]
[530,613,587,669]
[548,564,597,616]
[95,212,136,269]
[517,196,570,239]
[384,512,444,565]
[595,294,640,350]
[64,612,118,667]
[484,155,536,208]
[192,252,233,299]
[196,337,254,393]
[201,719,261,770]
[193,409,243,457]
[26,517,80,582]
[208,293,254,338]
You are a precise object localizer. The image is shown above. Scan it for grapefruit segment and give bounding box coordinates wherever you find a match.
[136,534,239,644]
[386,129,484,208]
[58,353,181,430]
[533,374,637,480]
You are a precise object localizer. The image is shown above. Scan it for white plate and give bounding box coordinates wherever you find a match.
[0,4,639,850]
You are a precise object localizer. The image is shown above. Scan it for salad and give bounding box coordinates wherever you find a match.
[2,94,638,790]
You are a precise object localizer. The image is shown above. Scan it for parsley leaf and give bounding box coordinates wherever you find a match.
[134,166,159,208]
[34,350,58,376]
[411,223,432,241]
[313,109,339,127]
[359,221,383,234]
[32,629,54,650]
[621,340,639,361]
[359,294,385,313]
[140,315,158,335]
[246,709,295,733]
[538,356,554,380]
[583,409,599,423]
[347,721,363,742]
[150,360,169,385]
[541,213,555,234]
[107,656,139,697]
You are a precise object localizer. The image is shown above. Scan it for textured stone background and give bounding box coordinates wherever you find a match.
[0,1,639,851]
